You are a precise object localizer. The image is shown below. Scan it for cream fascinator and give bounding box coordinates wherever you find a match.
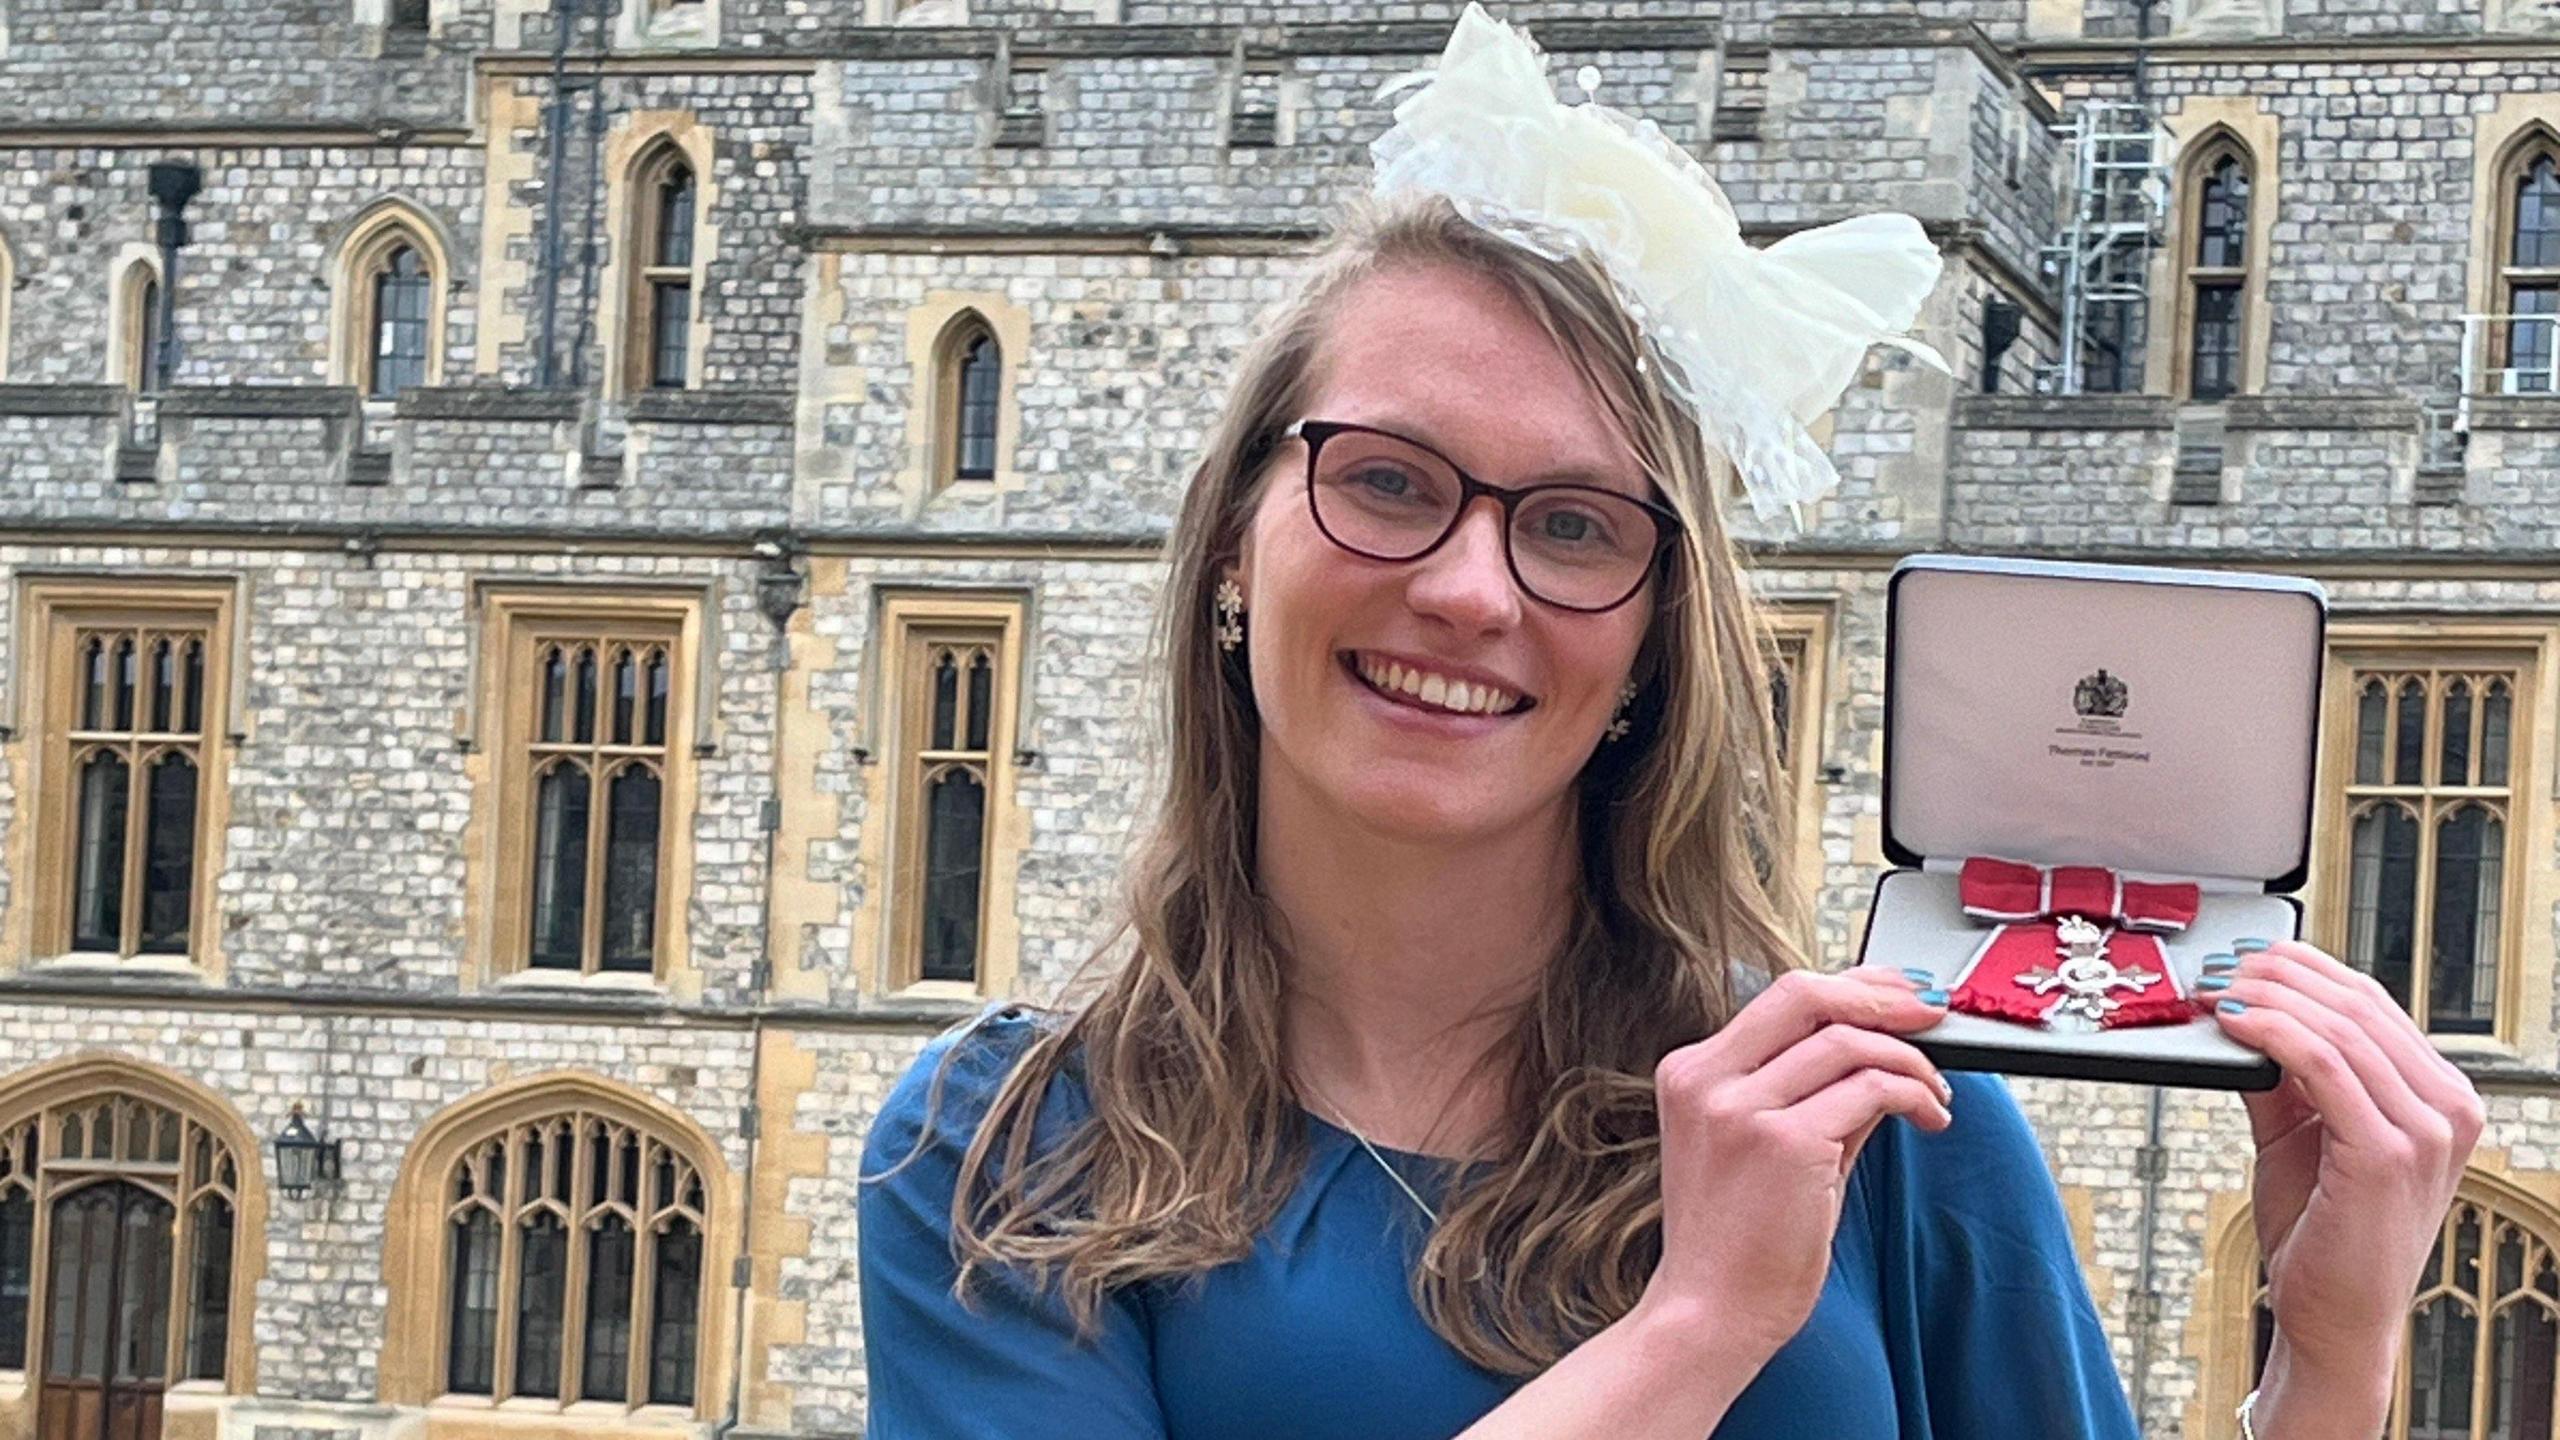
[1372,4,1952,520]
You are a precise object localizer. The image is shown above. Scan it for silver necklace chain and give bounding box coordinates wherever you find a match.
[1305,1089,1443,1227]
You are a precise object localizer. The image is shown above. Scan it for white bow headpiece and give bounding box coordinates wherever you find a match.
[1371,4,1952,521]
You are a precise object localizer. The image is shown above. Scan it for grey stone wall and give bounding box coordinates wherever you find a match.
[0,0,477,128]
[0,144,485,387]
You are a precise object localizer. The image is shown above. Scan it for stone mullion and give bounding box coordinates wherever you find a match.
[163,1122,198,1386]
[17,1110,54,1383]
[117,725,146,959]
[633,1138,666,1407]
[491,1123,527,1401]
[559,1111,596,1404]
[582,740,610,978]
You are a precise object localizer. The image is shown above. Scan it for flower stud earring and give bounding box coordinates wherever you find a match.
[1605,679,1639,741]
[1215,577,1246,653]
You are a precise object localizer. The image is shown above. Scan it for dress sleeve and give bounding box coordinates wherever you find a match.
[1857,1071,2143,1440]
[858,1013,1170,1440]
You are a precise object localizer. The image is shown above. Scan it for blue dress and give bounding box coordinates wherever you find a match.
[858,1009,2140,1439]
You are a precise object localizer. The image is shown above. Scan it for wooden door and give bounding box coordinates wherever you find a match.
[38,1182,171,1440]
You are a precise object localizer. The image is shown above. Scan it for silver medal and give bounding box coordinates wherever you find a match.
[2013,915,2162,1033]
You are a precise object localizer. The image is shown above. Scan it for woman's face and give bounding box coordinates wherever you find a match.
[1234,261,1658,845]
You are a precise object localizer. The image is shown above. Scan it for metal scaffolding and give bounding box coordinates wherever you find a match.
[2036,101,2175,395]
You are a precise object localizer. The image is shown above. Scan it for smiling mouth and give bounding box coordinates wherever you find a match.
[1343,651,1537,718]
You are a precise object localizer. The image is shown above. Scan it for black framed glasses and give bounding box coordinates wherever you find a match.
[1287,419,1682,614]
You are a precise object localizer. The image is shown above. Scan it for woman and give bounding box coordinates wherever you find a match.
[860,16,2480,1439]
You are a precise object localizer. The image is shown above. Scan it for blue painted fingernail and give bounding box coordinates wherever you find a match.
[2217,998,2248,1015]
[2197,975,2233,993]
[1900,968,1936,985]
[2232,938,2272,953]
[1917,988,1950,1007]
[2201,954,2239,972]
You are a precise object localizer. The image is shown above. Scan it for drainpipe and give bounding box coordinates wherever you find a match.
[2125,1084,2170,1422]
[534,0,580,388]
[714,539,806,1440]
[145,158,201,393]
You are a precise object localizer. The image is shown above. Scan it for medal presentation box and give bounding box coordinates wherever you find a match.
[1852,554,2328,1092]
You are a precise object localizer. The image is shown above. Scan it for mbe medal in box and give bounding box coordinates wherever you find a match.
[1852,554,2327,1091]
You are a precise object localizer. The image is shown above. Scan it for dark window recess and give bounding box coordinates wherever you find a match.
[2188,282,2243,402]
[182,1195,231,1381]
[648,1220,702,1407]
[0,1187,31,1369]
[371,245,431,398]
[955,333,999,480]
[919,766,987,983]
[512,1213,567,1398]
[446,1208,500,1393]
[1978,298,2021,394]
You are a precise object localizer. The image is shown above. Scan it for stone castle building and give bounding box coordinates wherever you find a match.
[0,0,2556,1436]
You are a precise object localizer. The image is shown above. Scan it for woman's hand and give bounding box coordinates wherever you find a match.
[2207,939,2484,1437]
[1638,967,1954,1368]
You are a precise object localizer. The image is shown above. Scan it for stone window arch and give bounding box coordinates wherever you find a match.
[0,1056,265,1413]
[624,141,701,394]
[934,310,1001,487]
[2491,124,2560,394]
[379,1075,736,1416]
[2195,1174,2560,1435]
[110,257,163,394]
[330,201,452,399]
[2172,129,2260,401]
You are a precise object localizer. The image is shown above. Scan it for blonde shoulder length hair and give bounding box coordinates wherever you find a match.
[937,190,1808,1376]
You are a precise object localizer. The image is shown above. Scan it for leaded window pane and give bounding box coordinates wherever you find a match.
[529,762,591,970]
[2511,285,2557,393]
[371,245,431,398]
[655,170,694,268]
[580,1216,635,1402]
[72,751,130,952]
[965,652,993,752]
[600,766,660,974]
[2348,804,2419,1010]
[650,282,690,390]
[2442,679,2473,786]
[2483,680,2513,786]
[183,1195,231,1381]
[110,1190,171,1382]
[2429,805,2501,1035]
[956,335,999,480]
[648,1219,701,1407]
[2395,679,2428,784]
[446,1209,499,1394]
[2515,155,2560,268]
[920,765,986,983]
[930,651,959,751]
[2493,1302,2559,1439]
[512,1212,567,1398]
[2355,679,2387,785]
[0,1188,30,1369]
[2196,155,2249,269]
[2190,281,2242,401]
[137,751,197,955]
[2409,1293,2479,1440]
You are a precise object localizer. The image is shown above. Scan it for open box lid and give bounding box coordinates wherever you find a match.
[1883,554,2328,891]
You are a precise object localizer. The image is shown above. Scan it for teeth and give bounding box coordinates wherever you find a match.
[1355,654,1518,717]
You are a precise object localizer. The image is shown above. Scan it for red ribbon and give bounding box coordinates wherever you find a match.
[1948,858,2202,1030]
[1957,856,2200,932]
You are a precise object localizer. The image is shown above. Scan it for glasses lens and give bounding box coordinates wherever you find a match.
[1510,488,1658,610]
[1308,430,1460,560]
